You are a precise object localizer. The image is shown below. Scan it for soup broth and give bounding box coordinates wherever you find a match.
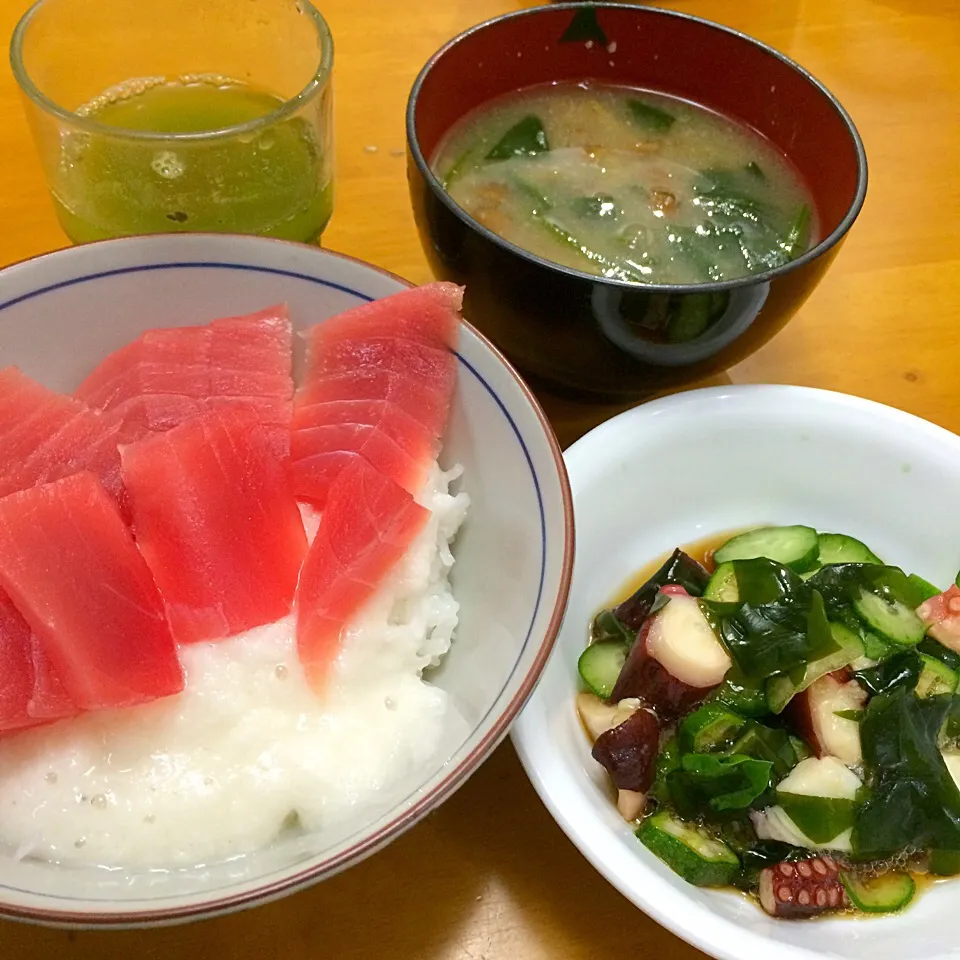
[432,82,817,285]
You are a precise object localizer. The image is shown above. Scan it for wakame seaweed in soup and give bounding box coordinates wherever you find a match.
[432,81,817,285]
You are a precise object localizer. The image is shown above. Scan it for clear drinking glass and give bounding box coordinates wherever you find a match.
[10,0,334,244]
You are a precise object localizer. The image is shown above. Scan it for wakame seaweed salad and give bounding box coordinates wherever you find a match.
[576,525,960,919]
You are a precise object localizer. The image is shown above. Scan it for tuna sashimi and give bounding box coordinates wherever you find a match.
[304,280,462,349]
[0,588,77,733]
[120,405,308,645]
[28,633,78,722]
[295,370,453,436]
[0,367,123,504]
[0,472,184,711]
[296,456,429,689]
[291,284,462,508]
[289,402,438,508]
[0,590,34,732]
[75,305,294,456]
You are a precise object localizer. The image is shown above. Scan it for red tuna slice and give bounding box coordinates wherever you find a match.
[72,340,142,410]
[312,336,455,380]
[302,282,462,352]
[0,472,183,711]
[120,405,308,644]
[0,367,123,505]
[75,305,294,457]
[303,339,456,438]
[296,370,452,436]
[1,586,78,732]
[105,394,206,440]
[28,632,79,722]
[296,456,430,690]
[291,285,461,508]
[289,401,438,507]
[297,283,461,437]
[0,589,35,732]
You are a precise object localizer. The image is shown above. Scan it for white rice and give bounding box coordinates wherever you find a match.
[0,462,469,868]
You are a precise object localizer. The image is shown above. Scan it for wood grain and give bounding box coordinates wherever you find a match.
[1,0,959,956]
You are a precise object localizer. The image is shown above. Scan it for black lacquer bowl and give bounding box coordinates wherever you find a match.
[406,3,867,401]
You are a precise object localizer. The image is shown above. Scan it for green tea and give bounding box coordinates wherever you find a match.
[432,82,815,285]
[52,78,332,243]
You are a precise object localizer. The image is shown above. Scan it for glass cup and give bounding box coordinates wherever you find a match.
[10,0,334,244]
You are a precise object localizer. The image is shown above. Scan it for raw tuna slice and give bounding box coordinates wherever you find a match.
[304,280,462,349]
[296,456,429,689]
[28,633,79,722]
[75,305,294,456]
[291,284,461,507]
[0,472,184,711]
[289,401,439,508]
[0,588,77,733]
[0,367,123,504]
[0,590,34,732]
[120,405,308,645]
[295,370,453,436]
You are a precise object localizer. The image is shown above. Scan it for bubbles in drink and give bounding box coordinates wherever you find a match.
[76,76,165,117]
[151,151,184,179]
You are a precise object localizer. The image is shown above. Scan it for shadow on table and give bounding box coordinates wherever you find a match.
[423,743,710,960]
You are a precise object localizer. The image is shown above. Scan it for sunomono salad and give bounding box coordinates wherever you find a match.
[577,525,960,919]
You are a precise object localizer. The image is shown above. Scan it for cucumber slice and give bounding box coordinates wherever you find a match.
[916,653,959,698]
[637,811,739,886]
[678,703,745,754]
[862,630,893,661]
[929,849,960,876]
[817,533,883,566]
[713,526,820,573]
[578,640,628,699]
[908,573,942,603]
[775,792,856,844]
[766,622,864,714]
[704,562,738,602]
[853,588,925,646]
[840,870,915,914]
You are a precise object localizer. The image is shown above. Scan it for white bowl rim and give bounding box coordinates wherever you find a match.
[0,234,576,926]
[513,383,960,960]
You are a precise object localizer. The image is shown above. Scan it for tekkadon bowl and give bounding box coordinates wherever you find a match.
[0,233,573,927]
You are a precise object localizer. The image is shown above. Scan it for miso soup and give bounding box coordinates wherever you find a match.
[432,82,817,285]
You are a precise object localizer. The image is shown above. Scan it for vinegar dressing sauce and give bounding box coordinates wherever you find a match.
[609,529,738,607]
[433,82,817,285]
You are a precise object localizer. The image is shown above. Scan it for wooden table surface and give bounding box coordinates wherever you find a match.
[1,0,959,956]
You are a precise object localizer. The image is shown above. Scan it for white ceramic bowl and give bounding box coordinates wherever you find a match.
[0,234,573,927]
[513,384,960,960]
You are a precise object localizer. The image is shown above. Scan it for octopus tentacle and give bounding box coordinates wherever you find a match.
[759,855,848,918]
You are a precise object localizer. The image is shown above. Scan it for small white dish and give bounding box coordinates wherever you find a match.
[513,384,960,960]
[0,234,573,927]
